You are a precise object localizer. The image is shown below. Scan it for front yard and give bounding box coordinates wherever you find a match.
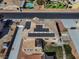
[21,0,79,10]
[45,2,66,9]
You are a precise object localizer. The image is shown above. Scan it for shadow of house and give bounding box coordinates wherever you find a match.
[45,52,57,59]
[3,20,13,28]
[35,38,45,49]
[0,20,13,39]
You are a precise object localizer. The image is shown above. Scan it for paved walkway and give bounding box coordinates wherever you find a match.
[62,44,66,59]
[61,38,66,59]
[0,9,79,13]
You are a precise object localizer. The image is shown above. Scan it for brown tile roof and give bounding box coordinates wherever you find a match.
[56,20,65,32]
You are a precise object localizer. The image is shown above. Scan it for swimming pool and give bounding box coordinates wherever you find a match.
[25,2,34,9]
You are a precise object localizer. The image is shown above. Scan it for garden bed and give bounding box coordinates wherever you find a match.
[44,45,63,59]
[45,2,66,9]
[64,44,76,59]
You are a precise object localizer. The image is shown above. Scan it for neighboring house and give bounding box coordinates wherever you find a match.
[18,20,60,59]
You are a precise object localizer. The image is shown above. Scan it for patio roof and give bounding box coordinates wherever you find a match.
[8,25,24,59]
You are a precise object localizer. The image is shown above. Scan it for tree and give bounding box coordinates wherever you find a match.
[4,2,7,5]
[37,0,45,5]
[30,0,35,2]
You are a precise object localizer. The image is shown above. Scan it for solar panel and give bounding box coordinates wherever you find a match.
[28,32,55,37]
[34,28,49,32]
[34,25,49,32]
[36,25,43,29]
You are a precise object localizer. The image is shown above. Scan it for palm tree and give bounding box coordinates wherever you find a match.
[4,2,7,5]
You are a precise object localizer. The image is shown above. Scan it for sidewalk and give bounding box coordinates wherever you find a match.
[22,9,79,13]
[0,9,79,13]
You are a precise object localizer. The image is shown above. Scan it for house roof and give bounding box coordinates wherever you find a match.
[61,19,76,28]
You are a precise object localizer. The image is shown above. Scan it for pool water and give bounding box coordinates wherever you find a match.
[25,2,34,9]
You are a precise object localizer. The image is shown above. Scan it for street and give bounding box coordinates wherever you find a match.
[0,12,79,19]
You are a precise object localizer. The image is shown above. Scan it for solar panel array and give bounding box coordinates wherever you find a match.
[28,32,55,37]
[34,28,49,32]
[34,25,49,32]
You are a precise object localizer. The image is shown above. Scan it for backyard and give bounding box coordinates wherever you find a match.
[44,45,63,59]
[64,44,76,59]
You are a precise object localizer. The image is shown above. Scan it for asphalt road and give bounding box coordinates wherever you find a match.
[0,12,79,19]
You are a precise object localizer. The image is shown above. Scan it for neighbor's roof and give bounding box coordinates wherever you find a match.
[61,19,76,28]
[68,29,79,54]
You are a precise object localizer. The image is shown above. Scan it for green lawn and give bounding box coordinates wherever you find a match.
[64,44,76,59]
[45,2,65,9]
[44,46,63,59]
